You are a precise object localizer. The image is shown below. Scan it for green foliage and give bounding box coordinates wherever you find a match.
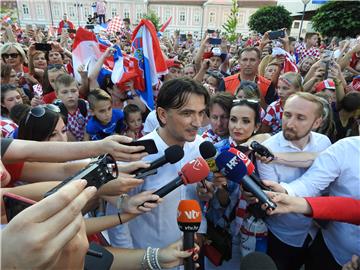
[311,1,360,38]
[0,7,18,22]
[142,9,161,31]
[222,0,239,43]
[248,5,292,34]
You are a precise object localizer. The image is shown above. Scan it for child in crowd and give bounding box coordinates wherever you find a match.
[54,74,90,141]
[86,88,124,140]
[122,104,144,140]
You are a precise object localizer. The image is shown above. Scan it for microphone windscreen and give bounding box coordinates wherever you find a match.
[181,157,210,184]
[228,147,255,175]
[177,200,202,232]
[240,252,278,270]
[215,150,247,184]
[199,141,217,159]
[165,145,184,164]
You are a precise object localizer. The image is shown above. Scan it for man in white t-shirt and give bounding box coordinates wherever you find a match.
[107,78,210,264]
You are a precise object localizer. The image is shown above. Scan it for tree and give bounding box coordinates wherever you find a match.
[142,9,161,31]
[311,1,360,38]
[248,5,292,34]
[222,0,240,43]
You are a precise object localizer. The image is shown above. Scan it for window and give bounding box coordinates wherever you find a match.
[165,8,171,20]
[209,11,216,24]
[194,10,200,24]
[53,3,61,18]
[179,11,186,23]
[35,4,44,17]
[111,7,117,17]
[124,8,130,19]
[22,4,29,16]
[84,7,90,17]
[68,6,76,18]
[136,11,142,23]
[237,12,245,26]
[294,22,300,29]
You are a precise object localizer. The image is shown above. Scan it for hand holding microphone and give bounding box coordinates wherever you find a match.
[177,200,202,270]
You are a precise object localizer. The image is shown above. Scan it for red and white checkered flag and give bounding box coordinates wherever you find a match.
[107,16,122,34]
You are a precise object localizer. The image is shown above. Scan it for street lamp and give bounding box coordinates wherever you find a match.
[298,0,311,40]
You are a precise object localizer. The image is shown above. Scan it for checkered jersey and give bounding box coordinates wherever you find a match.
[0,119,17,138]
[107,16,122,34]
[296,44,320,62]
[66,101,91,141]
[262,99,283,134]
[201,129,223,144]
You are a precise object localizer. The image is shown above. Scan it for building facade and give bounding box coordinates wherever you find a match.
[16,0,277,36]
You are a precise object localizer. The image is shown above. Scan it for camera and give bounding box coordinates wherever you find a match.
[44,154,118,197]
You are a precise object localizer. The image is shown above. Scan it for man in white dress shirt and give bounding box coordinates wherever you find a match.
[256,92,331,270]
[107,78,210,260]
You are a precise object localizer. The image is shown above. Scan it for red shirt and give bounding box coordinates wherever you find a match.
[4,162,24,187]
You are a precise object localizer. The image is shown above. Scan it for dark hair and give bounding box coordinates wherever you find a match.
[156,78,210,127]
[235,80,261,99]
[1,84,21,116]
[289,37,296,43]
[340,92,360,112]
[124,104,141,121]
[238,47,261,60]
[231,99,261,125]
[9,103,31,124]
[87,88,112,110]
[0,63,12,80]
[305,32,318,42]
[45,50,65,62]
[208,92,234,117]
[18,107,62,141]
[123,18,130,24]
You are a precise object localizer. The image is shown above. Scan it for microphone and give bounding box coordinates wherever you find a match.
[177,200,202,270]
[215,149,277,210]
[133,145,184,178]
[153,157,210,198]
[240,252,278,270]
[199,141,218,172]
[228,148,271,191]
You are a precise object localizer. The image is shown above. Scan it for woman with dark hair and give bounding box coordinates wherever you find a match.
[1,84,23,118]
[0,63,19,86]
[18,104,67,142]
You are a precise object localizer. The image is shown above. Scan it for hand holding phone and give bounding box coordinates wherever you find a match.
[268,30,285,40]
[123,139,158,154]
[209,38,222,45]
[34,43,52,51]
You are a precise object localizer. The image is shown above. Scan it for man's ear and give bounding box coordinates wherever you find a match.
[89,108,95,116]
[156,107,167,126]
[312,116,323,130]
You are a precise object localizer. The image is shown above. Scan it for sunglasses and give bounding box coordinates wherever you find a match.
[233,98,260,105]
[2,53,19,59]
[24,104,61,126]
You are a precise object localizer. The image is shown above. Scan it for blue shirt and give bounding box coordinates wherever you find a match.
[86,109,124,141]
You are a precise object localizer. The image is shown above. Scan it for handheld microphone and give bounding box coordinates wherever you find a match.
[228,148,271,191]
[199,141,218,172]
[153,157,210,198]
[133,145,184,177]
[177,200,202,270]
[240,252,277,270]
[215,149,277,210]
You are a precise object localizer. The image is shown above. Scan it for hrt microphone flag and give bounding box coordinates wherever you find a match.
[131,19,168,110]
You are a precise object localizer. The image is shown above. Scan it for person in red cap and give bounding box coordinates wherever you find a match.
[314,79,336,104]
[164,59,183,81]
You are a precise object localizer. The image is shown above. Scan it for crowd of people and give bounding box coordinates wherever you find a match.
[1,9,360,270]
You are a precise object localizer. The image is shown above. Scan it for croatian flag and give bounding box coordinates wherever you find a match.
[272,47,299,73]
[2,15,12,24]
[72,27,102,82]
[111,45,124,84]
[158,16,172,37]
[131,19,168,110]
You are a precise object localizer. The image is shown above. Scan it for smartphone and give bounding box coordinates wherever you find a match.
[34,43,52,51]
[3,193,36,222]
[180,34,187,42]
[67,28,77,34]
[209,38,222,45]
[123,139,158,154]
[85,25,95,30]
[268,30,285,40]
[207,29,215,34]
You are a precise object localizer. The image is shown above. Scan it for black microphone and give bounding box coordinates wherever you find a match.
[240,251,278,270]
[153,157,210,198]
[133,145,184,177]
[199,141,218,172]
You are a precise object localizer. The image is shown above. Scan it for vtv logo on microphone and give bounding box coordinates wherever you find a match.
[184,210,200,220]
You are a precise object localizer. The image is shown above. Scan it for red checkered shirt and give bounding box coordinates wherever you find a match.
[201,129,223,144]
[67,102,91,141]
[262,99,283,134]
[0,118,17,138]
[296,44,320,62]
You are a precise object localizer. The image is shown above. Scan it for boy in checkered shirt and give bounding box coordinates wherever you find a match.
[295,32,321,63]
[54,74,91,141]
[86,89,125,141]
